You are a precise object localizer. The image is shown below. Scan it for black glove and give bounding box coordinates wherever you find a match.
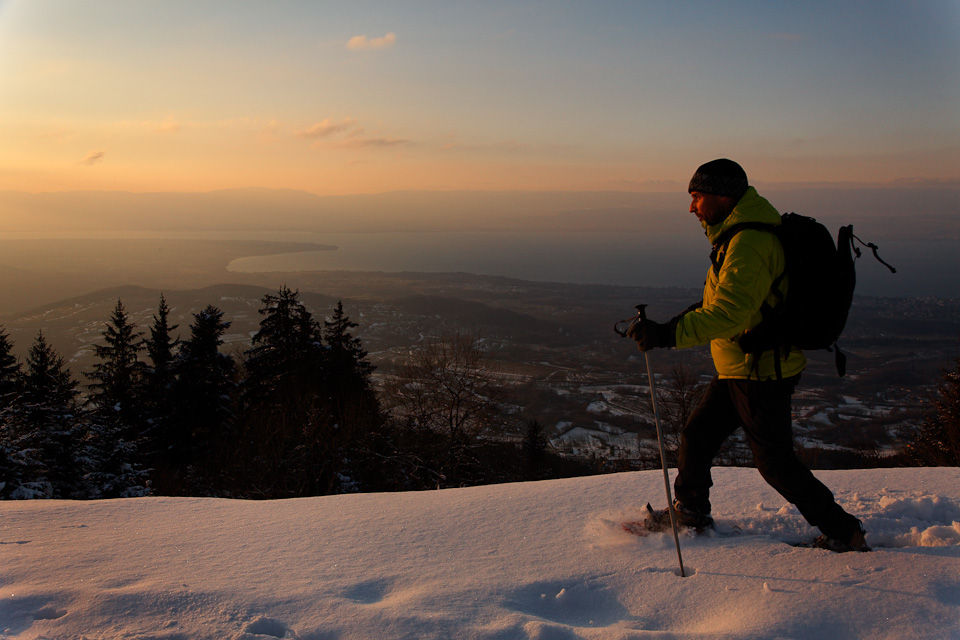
[682,300,703,315]
[626,318,677,351]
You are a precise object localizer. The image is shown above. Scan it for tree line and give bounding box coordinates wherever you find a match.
[2,284,955,501]
[0,287,584,500]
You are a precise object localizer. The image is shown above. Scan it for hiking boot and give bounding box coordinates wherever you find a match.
[672,499,715,531]
[813,523,871,553]
[643,501,714,533]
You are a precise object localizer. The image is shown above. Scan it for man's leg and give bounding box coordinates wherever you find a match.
[673,377,742,515]
[729,376,862,541]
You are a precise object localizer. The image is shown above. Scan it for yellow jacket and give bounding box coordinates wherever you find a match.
[675,187,806,380]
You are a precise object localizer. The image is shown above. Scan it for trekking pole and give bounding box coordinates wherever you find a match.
[616,304,686,578]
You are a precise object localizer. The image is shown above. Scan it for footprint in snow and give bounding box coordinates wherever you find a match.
[243,616,297,639]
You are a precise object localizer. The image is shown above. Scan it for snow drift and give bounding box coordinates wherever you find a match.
[1,467,958,639]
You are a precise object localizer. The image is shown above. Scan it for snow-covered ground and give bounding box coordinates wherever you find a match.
[2,467,958,639]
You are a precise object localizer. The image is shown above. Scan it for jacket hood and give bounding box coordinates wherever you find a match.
[703,187,781,245]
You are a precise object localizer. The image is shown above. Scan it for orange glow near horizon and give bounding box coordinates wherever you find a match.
[0,2,956,196]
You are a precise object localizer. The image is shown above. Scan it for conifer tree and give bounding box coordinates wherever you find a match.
[145,294,178,409]
[0,327,21,497]
[320,301,383,490]
[238,287,330,496]
[175,305,236,425]
[85,299,146,428]
[22,332,76,411]
[81,417,151,498]
[243,286,324,404]
[6,331,84,498]
[142,294,179,460]
[82,300,151,498]
[0,327,20,409]
[168,305,236,490]
[522,419,549,478]
[900,355,960,466]
[323,300,376,399]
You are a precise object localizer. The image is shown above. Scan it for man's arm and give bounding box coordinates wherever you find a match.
[676,231,776,348]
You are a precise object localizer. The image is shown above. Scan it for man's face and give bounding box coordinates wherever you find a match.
[689,191,734,226]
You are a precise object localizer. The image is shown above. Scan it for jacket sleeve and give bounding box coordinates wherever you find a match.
[675,230,777,348]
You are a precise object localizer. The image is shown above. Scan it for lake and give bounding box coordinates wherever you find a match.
[227,231,959,299]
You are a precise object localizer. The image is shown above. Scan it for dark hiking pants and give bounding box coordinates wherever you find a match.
[673,375,861,541]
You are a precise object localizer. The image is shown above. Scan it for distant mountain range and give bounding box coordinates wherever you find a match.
[1,185,957,239]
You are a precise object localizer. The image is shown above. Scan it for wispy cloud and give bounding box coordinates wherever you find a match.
[333,135,411,149]
[297,118,358,139]
[81,150,105,165]
[294,118,410,150]
[332,128,412,149]
[347,32,396,51]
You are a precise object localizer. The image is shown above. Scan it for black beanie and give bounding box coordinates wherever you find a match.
[688,159,748,199]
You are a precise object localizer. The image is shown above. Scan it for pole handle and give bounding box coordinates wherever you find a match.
[614,304,649,337]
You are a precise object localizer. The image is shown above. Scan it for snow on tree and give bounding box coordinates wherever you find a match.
[2,331,84,498]
[82,299,151,498]
[900,354,960,466]
[0,326,19,409]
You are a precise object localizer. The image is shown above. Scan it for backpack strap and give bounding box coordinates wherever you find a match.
[842,226,897,274]
[710,221,791,380]
[710,221,785,318]
[710,222,775,274]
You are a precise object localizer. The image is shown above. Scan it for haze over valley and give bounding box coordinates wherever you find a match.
[2,181,958,466]
[2,184,959,318]
[3,262,956,470]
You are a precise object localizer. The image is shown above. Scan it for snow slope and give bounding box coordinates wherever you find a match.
[1,467,959,640]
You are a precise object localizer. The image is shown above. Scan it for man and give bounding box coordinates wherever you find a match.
[628,158,868,552]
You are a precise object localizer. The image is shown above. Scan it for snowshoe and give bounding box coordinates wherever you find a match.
[795,529,871,553]
[668,499,715,532]
[622,502,714,536]
[793,520,870,552]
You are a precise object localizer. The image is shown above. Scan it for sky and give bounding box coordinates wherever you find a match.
[1,0,958,195]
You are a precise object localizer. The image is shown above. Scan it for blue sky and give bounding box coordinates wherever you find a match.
[1,0,957,194]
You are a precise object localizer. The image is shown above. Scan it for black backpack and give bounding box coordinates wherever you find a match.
[712,212,895,377]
